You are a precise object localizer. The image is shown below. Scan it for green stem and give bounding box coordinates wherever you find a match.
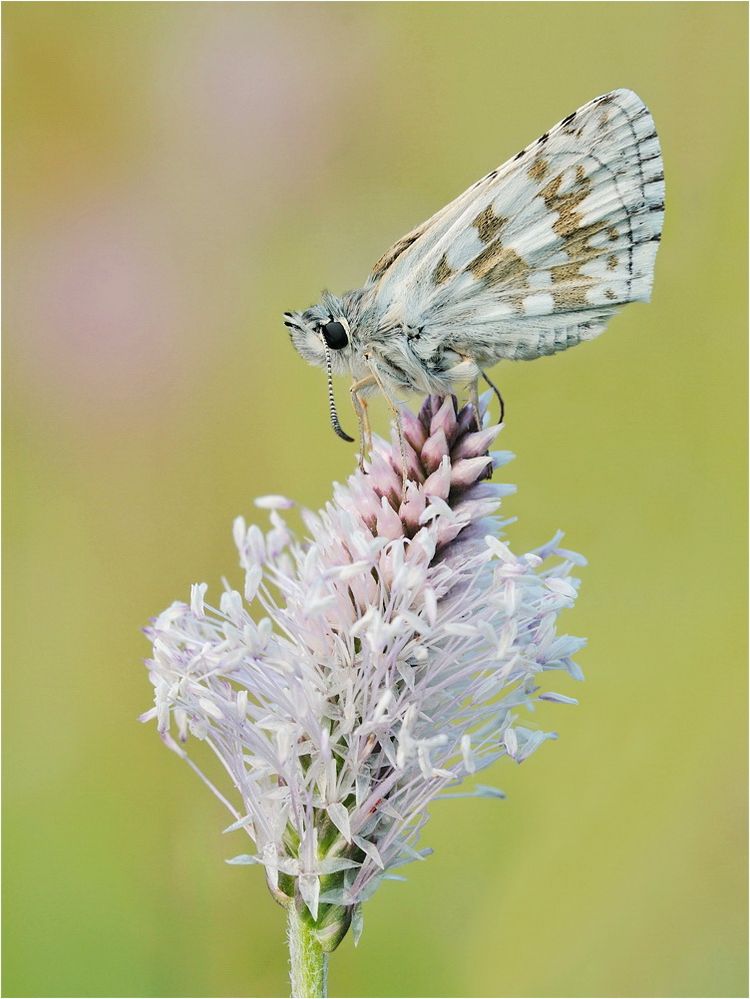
[288,906,328,998]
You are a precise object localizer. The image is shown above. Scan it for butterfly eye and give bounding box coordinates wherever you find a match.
[321,320,349,350]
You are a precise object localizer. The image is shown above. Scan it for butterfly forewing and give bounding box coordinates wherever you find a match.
[367,89,664,362]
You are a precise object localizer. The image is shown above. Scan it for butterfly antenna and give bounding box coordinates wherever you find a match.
[481,370,505,423]
[326,346,354,442]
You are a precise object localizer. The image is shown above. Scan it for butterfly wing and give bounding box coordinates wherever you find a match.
[365,89,664,366]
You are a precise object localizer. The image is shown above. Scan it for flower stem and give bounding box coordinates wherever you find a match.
[288,906,328,998]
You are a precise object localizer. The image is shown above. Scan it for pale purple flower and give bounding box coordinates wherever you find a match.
[142,394,586,950]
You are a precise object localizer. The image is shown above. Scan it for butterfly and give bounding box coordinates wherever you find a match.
[284,88,664,462]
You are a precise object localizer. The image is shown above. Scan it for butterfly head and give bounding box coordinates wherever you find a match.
[283,296,357,442]
[283,312,352,370]
[282,296,355,371]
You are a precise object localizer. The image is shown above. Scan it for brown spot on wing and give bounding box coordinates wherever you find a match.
[528,157,549,182]
[553,286,590,309]
[471,205,508,244]
[433,253,453,286]
[563,222,610,261]
[540,167,620,270]
[470,241,530,288]
[370,224,427,279]
[539,173,563,203]
[540,169,593,238]
[551,261,595,309]
[551,262,584,283]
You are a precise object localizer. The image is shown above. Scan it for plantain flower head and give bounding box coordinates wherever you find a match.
[142,395,586,950]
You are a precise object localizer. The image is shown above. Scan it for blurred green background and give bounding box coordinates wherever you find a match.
[3,3,747,997]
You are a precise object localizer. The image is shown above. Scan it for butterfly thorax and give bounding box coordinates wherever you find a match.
[316,287,479,396]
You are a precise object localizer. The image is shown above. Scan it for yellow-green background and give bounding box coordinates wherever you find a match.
[3,3,747,997]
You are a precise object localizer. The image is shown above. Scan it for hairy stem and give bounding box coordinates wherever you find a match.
[288,907,328,998]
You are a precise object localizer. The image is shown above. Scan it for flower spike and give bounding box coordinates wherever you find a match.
[143,395,585,951]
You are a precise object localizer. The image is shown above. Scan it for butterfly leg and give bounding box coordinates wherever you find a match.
[469,377,481,426]
[360,396,373,455]
[350,375,377,471]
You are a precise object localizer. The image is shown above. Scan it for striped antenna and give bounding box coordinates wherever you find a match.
[326,346,354,442]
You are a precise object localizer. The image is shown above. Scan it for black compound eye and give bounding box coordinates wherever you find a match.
[321,320,348,350]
